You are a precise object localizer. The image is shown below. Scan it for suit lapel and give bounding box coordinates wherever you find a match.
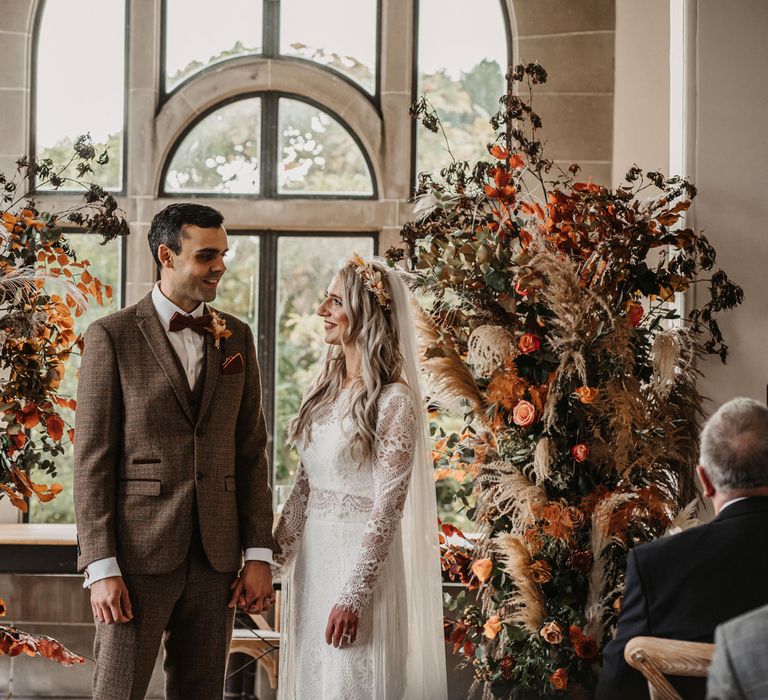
[136,295,194,424]
[197,332,220,426]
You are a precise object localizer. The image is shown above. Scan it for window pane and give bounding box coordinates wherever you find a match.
[215,235,260,347]
[416,0,508,175]
[36,0,125,190]
[165,0,262,91]
[280,0,376,93]
[164,98,261,194]
[278,99,374,196]
[29,235,122,523]
[274,236,375,500]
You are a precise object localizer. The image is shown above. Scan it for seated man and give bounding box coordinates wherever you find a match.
[707,603,768,700]
[597,397,768,700]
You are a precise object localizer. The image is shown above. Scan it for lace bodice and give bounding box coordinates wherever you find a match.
[273,382,417,614]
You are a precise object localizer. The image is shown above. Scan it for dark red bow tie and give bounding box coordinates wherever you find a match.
[168,311,212,335]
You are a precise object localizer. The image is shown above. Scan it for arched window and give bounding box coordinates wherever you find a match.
[280,0,378,94]
[164,0,263,92]
[35,0,126,190]
[163,94,375,197]
[415,0,510,176]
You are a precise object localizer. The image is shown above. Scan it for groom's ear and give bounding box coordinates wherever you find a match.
[158,244,174,269]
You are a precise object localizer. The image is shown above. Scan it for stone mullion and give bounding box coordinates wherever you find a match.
[125,0,162,305]
[378,0,415,249]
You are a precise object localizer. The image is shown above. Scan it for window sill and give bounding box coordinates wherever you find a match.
[0,523,78,574]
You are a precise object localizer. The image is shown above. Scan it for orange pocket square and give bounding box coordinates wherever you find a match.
[222,352,244,374]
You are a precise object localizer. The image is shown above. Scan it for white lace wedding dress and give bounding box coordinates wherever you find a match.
[274,383,417,700]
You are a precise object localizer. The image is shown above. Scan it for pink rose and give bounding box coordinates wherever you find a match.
[512,400,537,427]
[571,443,589,462]
[518,333,541,354]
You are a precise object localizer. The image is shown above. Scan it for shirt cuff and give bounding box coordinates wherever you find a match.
[244,547,275,565]
[83,557,122,589]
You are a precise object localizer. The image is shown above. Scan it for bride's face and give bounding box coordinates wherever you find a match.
[317,273,349,345]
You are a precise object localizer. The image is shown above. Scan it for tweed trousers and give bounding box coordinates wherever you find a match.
[92,522,236,700]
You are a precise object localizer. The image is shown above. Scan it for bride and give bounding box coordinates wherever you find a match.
[273,255,447,699]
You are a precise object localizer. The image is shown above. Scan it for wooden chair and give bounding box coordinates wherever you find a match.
[624,636,715,700]
[229,593,281,689]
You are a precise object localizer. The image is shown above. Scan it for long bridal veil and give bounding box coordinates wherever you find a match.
[385,259,448,700]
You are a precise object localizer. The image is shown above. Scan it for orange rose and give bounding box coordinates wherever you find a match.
[471,558,493,583]
[518,333,541,354]
[561,506,585,529]
[528,559,553,584]
[627,302,644,327]
[483,615,502,639]
[571,443,589,462]
[512,400,537,427]
[539,621,564,645]
[574,386,599,404]
[550,668,569,690]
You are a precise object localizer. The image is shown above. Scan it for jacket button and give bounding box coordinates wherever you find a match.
[196,471,204,481]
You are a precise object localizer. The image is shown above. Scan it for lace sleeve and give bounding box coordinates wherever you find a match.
[272,462,310,570]
[335,387,417,614]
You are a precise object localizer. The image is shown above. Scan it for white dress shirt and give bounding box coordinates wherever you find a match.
[84,283,273,588]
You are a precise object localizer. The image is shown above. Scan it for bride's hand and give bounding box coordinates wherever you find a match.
[325,605,359,648]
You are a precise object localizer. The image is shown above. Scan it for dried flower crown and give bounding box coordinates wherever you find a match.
[349,254,392,310]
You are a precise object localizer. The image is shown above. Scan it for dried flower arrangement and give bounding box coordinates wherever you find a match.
[393,64,742,697]
[1,135,127,666]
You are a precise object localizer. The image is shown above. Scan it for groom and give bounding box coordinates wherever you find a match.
[74,203,278,698]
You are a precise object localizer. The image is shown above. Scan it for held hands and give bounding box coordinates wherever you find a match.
[325,605,359,648]
[90,576,133,624]
[229,561,275,614]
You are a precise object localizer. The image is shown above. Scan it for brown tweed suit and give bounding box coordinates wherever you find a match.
[74,292,278,699]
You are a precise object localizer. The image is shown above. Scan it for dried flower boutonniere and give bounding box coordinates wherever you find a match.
[205,310,233,349]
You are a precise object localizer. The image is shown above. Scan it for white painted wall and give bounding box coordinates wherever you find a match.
[693,0,768,411]
[612,0,670,186]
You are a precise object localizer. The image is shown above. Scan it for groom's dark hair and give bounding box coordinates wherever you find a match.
[148,203,224,266]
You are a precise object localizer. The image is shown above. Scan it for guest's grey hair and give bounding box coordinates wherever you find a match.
[700,397,768,490]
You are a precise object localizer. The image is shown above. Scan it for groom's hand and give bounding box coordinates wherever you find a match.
[228,561,274,613]
[90,576,133,624]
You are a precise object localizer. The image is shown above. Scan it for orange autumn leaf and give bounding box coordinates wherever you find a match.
[105,284,113,299]
[0,484,28,512]
[46,414,65,441]
[31,481,62,503]
[10,432,27,451]
[81,269,93,284]
[489,144,509,160]
[21,403,40,429]
[68,428,75,442]
[509,153,525,170]
[56,253,69,266]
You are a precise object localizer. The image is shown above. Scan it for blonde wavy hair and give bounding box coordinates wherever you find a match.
[287,257,403,462]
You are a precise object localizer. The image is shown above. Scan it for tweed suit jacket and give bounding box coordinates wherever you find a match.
[707,603,768,700]
[74,292,278,575]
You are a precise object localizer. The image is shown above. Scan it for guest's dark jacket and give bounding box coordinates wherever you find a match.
[597,497,768,700]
